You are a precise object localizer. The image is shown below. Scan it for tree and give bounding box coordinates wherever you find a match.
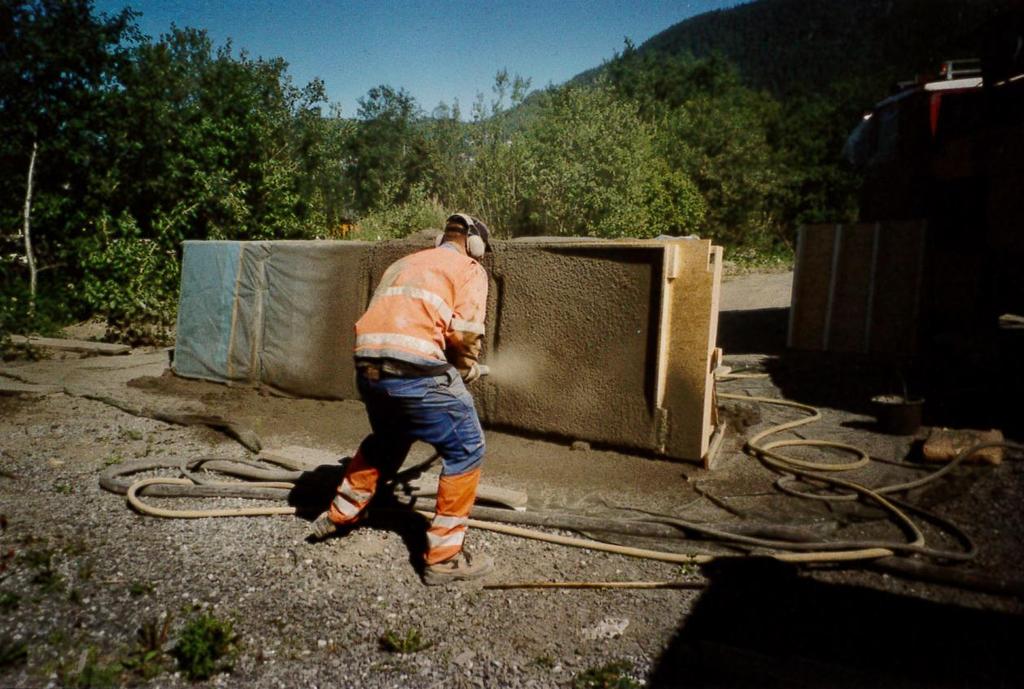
[521,83,704,238]
[424,70,534,236]
[0,0,136,325]
[659,88,787,246]
[607,46,790,247]
[344,85,427,214]
[110,28,336,243]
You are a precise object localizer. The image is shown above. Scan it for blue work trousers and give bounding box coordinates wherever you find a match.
[356,368,485,478]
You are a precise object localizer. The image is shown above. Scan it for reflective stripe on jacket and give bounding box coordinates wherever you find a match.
[354,243,488,371]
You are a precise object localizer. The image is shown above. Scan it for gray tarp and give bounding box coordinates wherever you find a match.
[174,239,371,398]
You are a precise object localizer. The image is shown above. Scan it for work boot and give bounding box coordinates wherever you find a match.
[422,549,494,586]
[309,511,344,541]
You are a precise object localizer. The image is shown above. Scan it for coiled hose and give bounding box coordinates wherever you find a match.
[105,377,1022,574]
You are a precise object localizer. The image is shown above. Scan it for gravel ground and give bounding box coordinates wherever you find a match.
[2,273,1022,688]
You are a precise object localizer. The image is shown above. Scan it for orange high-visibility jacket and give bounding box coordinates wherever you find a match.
[354,243,487,373]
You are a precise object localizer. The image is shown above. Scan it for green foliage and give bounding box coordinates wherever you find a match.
[520,85,655,237]
[0,591,20,612]
[661,88,787,246]
[727,243,795,273]
[22,547,63,593]
[1,6,343,340]
[0,0,137,334]
[573,660,641,689]
[78,211,180,345]
[349,185,447,241]
[59,648,123,689]
[642,160,707,238]
[0,282,73,342]
[449,80,699,238]
[345,85,428,215]
[172,612,238,680]
[123,615,173,680]
[608,48,789,248]
[426,70,535,236]
[379,628,431,654]
[128,580,154,598]
[0,639,28,668]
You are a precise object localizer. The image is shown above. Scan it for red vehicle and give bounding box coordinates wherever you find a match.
[844,46,1024,342]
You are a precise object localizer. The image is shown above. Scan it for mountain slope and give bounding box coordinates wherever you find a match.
[588,0,1016,101]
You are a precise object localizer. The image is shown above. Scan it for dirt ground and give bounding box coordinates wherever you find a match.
[2,271,1023,688]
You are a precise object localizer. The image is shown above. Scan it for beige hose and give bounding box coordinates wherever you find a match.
[127,477,297,518]
[117,383,1020,570]
[426,510,892,565]
[718,388,1023,563]
[483,581,707,590]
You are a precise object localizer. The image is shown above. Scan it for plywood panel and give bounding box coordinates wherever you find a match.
[788,225,837,350]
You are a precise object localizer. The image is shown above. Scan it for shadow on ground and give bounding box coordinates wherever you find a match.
[289,463,430,573]
[649,558,1024,689]
[717,308,789,355]
[760,344,1024,439]
[717,304,1024,439]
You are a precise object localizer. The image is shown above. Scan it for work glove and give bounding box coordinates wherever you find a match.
[461,362,482,384]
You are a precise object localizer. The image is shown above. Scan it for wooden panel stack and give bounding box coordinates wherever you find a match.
[788,222,927,356]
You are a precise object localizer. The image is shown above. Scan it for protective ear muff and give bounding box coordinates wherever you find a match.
[434,233,445,248]
[466,234,486,260]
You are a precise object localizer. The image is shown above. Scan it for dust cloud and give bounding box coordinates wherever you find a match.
[483,348,544,389]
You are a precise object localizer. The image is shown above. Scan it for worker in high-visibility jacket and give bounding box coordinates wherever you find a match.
[311,213,493,585]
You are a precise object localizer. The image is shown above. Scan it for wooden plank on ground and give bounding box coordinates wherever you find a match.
[0,380,63,396]
[258,445,346,470]
[8,335,129,355]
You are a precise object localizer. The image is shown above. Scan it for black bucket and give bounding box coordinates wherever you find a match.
[870,395,925,435]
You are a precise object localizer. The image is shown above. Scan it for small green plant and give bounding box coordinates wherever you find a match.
[533,654,556,669]
[103,455,123,466]
[59,647,123,689]
[0,638,28,668]
[20,546,52,569]
[121,429,144,441]
[54,483,73,495]
[725,243,794,273]
[64,539,88,556]
[77,560,94,581]
[573,660,641,689]
[123,615,172,680]
[0,591,20,611]
[24,548,63,593]
[379,628,431,654]
[1,545,14,576]
[128,581,154,598]
[172,612,238,680]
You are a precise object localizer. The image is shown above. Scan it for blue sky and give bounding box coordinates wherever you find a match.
[93,1,747,117]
